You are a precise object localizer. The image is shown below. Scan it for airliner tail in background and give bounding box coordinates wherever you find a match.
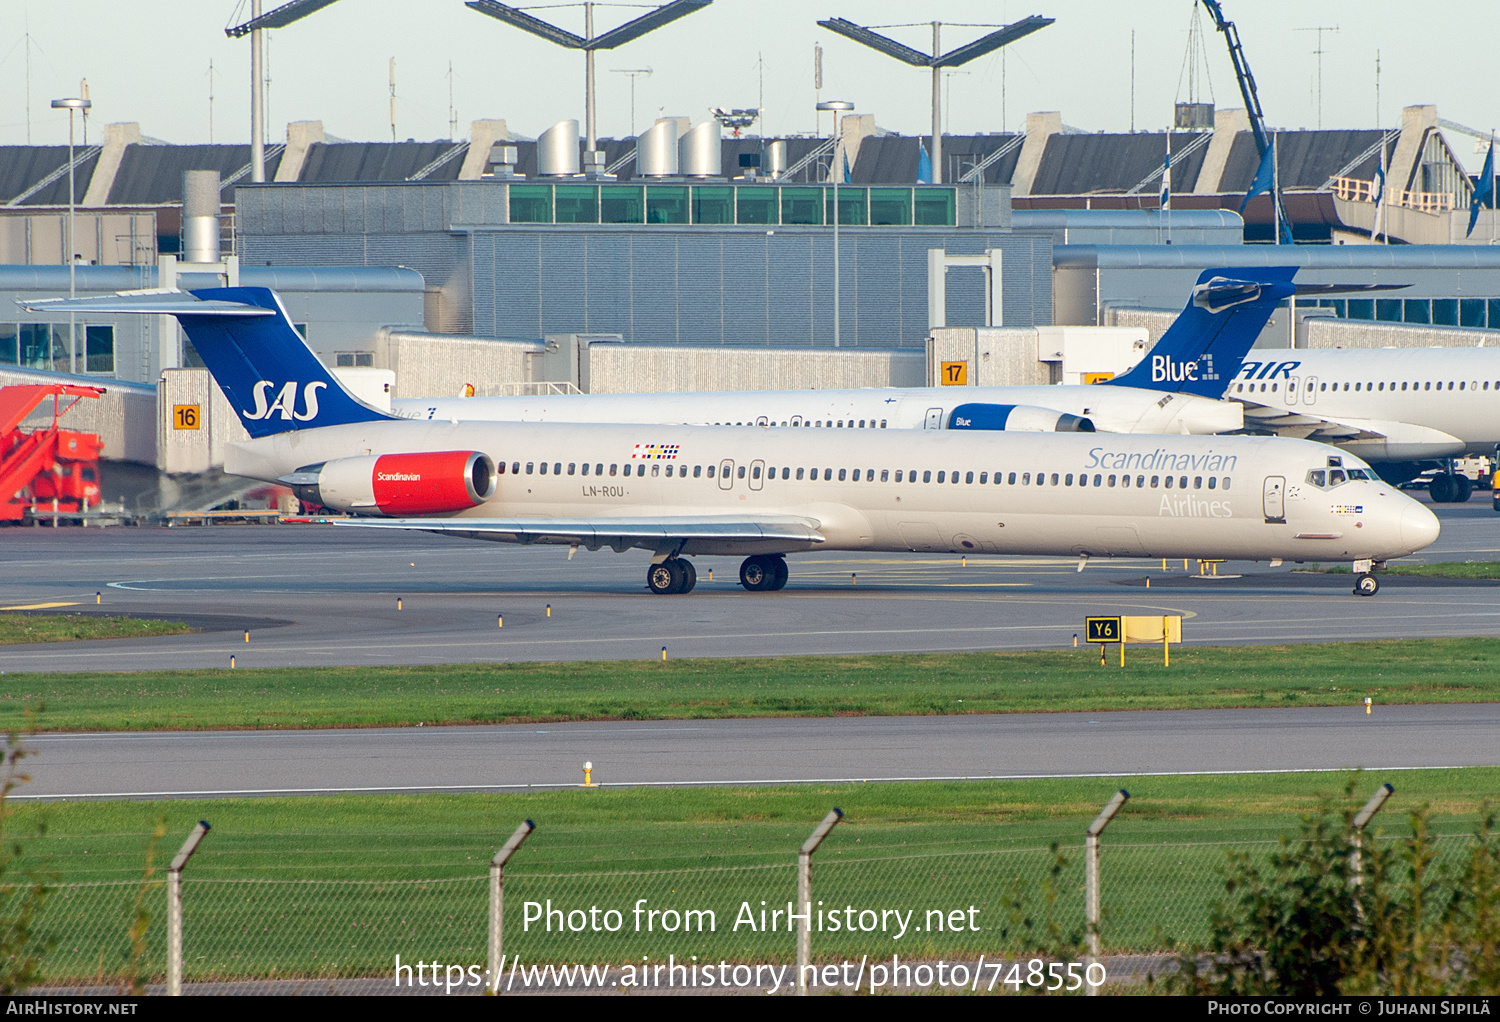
[1106,268,1408,399]
[1105,267,1298,398]
[18,286,390,439]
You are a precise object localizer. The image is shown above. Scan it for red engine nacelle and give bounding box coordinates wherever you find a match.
[286,450,494,516]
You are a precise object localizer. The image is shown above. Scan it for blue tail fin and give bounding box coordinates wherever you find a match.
[15,285,391,438]
[1104,266,1297,398]
[178,287,390,437]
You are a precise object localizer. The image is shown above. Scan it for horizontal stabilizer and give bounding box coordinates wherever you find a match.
[23,285,388,439]
[18,291,274,317]
[1292,283,1409,297]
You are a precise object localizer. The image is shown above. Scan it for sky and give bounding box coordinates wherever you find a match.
[1,0,1495,169]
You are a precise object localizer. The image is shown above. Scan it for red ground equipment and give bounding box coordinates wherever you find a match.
[0,384,105,523]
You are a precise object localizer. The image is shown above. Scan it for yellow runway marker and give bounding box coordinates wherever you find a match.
[0,602,80,611]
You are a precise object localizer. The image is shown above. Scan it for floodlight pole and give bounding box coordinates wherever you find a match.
[167,820,211,996]
[818,15,1052,190]
[931,22,942,184]
[796,808,843,995]
[818,101,853,348]
[1085,790,1129,996]
[51,97,90,374]
[250,0,265,182]
[469,1,711,163]
[489,819,535,993]
[584,3,597,152]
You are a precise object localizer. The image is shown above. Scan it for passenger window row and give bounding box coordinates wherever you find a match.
[494,460,1231,491]
[1235,380,1500,395]
[710,419,889,428]
[1324,380,1497,393]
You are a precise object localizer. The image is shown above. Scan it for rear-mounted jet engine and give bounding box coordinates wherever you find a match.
[283,450,494,515]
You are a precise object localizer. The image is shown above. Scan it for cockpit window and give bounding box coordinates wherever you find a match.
[1307,466,1371,489]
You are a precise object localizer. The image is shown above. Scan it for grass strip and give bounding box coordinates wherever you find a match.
[1382,561,1500,579]
[14,768,1498,980]
[2,638,1499,732]
[1300,561,1500,579]
[0,613,193,646]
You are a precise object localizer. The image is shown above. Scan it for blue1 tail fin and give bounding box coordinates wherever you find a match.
[17,286,392,438]
[1104,266,1298,398]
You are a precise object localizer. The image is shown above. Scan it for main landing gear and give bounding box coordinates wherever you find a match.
[644,554,790,594]
[646,556,697,595]
[1428,473,1472,504]
[739,554,789,592]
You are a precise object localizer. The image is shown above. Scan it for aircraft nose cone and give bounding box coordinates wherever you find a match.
[1401,501,1441,552]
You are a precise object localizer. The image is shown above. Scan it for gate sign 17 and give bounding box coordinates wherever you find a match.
[1085,617,1122,643]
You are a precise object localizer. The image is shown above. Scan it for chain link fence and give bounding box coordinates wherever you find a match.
[13,801,1491,994]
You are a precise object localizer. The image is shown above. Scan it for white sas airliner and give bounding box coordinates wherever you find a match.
[21,287,1439,598]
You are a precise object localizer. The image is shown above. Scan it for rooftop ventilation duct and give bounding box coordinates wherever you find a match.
[766,139,787,179]
[637,119,680,177]
[181,170,222,265]
[679,121,721,177]
[536,120,581,176]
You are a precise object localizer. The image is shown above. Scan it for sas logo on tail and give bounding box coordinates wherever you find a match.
[1151,353,1217,383]
[243,380,326,421]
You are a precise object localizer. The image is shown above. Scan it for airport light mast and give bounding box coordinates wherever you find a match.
[816,14,1053,184]
[226,0,345,183]
[467,0,713,159]
[50,96,90,375]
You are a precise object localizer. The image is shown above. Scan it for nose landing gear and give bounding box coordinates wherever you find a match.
[1353,573,1380,597]
[739,554,789,592]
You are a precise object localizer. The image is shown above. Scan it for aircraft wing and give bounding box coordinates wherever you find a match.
[321,513,826,552]
[1234,400,1462,447]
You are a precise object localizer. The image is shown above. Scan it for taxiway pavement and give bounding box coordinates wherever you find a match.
[18,702,1499,800]
[0,501,1495,673]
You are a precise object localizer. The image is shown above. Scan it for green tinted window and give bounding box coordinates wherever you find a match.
[555,185,599,224]
[914,187,956,226]
[735,187,778,224]
[509,184,552,223]
[869,188,912,225]
[827,187,867,225]
[19,324,49,369]
[600,185,644,224]
[780,187,823,225]
[1404,299,1431,325]
[693,186,734,224]
[85,325,114,374]
[646,185,689,224]
[0,325,15,364]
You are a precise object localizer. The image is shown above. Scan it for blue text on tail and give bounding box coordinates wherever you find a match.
[179,287,390,438]
[16,286,391,438]
[1105,266,1297,398]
